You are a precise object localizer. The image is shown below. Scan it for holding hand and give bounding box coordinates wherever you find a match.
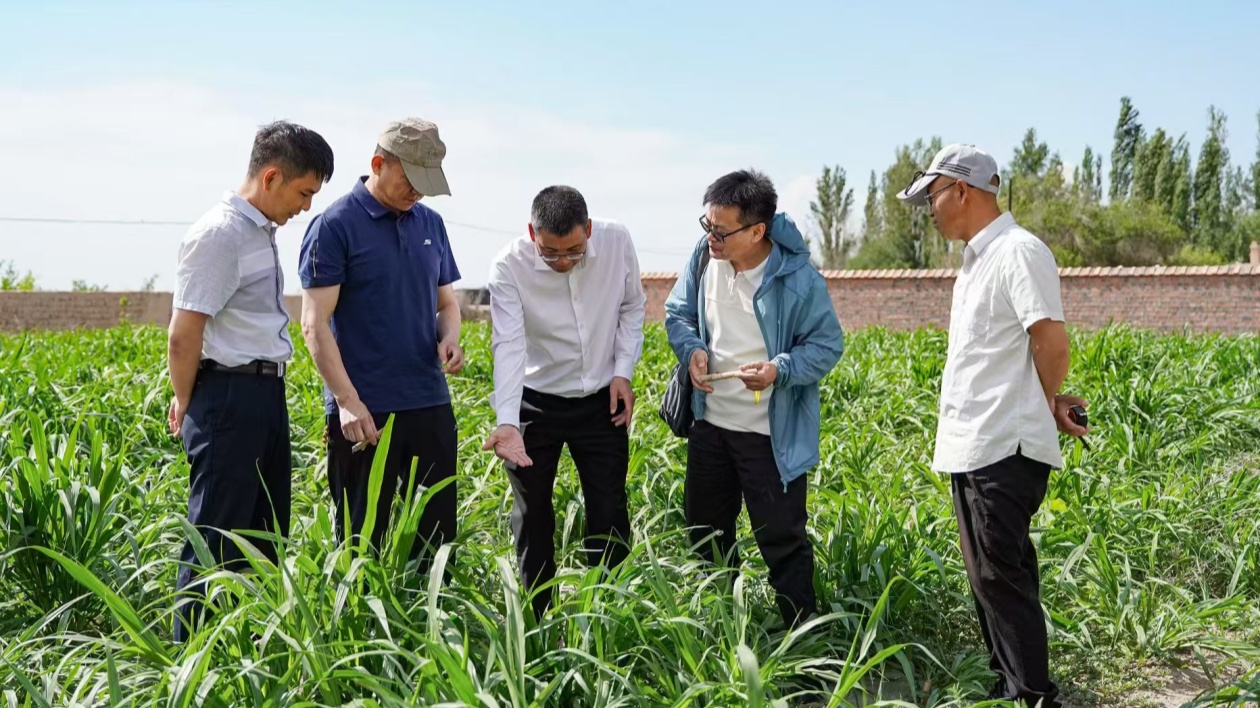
[340,397,380,445]
[689,350,714,393]
[483,424,533,467]
[1052,394,1090,437]
[439,338,465,375]
[610,376,635,427]
[738,361,777,391]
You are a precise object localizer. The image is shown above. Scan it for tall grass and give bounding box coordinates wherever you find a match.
[1,322,1258,706]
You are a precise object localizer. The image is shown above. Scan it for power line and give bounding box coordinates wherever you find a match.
[0,214,520,237]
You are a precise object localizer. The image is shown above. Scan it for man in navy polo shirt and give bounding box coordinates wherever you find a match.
[299,118,464,576]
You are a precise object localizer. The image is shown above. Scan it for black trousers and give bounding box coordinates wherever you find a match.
[952,451,1061,708]
[326,404,458,576]
[684,419,816,628]
[507,386,631,621]
[175,368,291,643]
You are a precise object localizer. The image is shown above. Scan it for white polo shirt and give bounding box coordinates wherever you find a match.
[486,218,647,429]
[703,255,772,436]
[932,212,1066,474]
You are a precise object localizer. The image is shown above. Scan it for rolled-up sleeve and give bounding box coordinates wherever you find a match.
[173,225,240,316]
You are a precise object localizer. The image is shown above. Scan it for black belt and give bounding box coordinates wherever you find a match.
[200,359,286,377]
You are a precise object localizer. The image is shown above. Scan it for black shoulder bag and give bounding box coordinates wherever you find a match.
[658,246,711,438]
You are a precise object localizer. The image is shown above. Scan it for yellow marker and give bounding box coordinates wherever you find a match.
[754,390,761,405]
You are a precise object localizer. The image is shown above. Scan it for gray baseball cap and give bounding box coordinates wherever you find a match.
[898,143,1001,206]
[378,118,451,196]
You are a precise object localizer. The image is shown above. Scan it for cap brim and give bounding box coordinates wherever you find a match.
[401,161,451,197]
[897,171,936,206]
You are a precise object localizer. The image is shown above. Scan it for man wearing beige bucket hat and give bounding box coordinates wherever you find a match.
[299,117,465,580]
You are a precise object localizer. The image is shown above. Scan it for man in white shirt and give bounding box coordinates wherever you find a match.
[899,144,1090,708]
[482,185,647,621]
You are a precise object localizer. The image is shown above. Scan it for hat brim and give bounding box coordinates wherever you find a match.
[401,161,451,197]
[897,171,937,206]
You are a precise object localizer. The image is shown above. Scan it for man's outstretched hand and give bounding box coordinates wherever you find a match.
[483,424,533,467]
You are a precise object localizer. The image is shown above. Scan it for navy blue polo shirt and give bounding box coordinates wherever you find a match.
[298,177,461,416]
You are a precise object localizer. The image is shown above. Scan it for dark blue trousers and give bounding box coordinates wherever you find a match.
[174,367,291,642]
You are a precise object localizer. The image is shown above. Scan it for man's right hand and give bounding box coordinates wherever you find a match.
[339,397,379,445]
[689,349,714,393]
[168,397,188,438]
[483,424,533,468]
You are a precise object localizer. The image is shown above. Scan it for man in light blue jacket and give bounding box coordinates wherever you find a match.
[665,168,843,628]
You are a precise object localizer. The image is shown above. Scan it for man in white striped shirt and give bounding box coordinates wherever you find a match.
[167,120,334,642]
[482,185,647,621]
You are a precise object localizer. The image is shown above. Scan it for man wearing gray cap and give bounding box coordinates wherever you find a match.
[899,144,1089,707]
[299,118,464,577]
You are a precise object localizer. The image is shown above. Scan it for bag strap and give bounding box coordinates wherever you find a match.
[691,240,711,300]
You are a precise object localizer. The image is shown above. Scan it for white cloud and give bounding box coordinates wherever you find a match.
[0,79,809,292]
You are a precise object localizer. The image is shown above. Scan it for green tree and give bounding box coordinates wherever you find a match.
[1132,128,1170,203]
[1073,145,1103,204]
[1109,96,1143,202]
[1192,106,1229,250]
[1077,199,1186,266]
[1170,138,1193,233]
[1,261,37,291]
[1221,166,1250,261]
[1153,134,1181,213]
[809,165,856,269]
[1011,128,1050,178]
[850,138,947,269]
[1252,110,1260,210]
[71,280,107,292]
[862,169,882,247]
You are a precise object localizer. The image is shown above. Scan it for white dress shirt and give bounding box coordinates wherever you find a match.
[487,218,647,428]
[932,212,1066,474]
[702,256,772,435]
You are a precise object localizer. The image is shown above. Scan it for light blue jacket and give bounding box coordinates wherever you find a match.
[665,212,844,488]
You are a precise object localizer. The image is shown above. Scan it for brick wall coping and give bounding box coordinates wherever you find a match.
[641,264,1260,280]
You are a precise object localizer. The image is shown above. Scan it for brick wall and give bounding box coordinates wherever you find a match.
[0,291,489,332]
[641,263,1260,334]
[3,265,1258,333]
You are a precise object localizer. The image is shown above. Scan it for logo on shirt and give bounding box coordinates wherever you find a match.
[424,239,432,246]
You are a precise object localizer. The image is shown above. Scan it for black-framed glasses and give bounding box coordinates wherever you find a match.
[699,215,760,241]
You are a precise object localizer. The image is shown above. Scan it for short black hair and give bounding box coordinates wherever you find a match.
[703,169,777,228]
[530,185,588,236]
[247,120,335,183]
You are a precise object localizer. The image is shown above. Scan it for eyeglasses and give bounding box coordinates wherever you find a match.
[537,248,587,263]
[906,170,963,206]
[699,215,760,242]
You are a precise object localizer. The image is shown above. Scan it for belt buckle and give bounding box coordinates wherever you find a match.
[276,361,286,378]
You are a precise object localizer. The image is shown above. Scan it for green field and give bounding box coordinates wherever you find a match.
[1,322,1259,707]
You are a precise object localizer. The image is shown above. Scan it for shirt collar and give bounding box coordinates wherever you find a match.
[742,253,769,283]
[966,211,1016,260]
[223,191,274,231]
[350,176,396,220]
[532,226,599,271]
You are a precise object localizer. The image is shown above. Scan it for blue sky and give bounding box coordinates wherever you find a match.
[2,0,1257,291]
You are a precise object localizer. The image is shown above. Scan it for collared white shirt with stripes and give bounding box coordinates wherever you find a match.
[173,192,294,367]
